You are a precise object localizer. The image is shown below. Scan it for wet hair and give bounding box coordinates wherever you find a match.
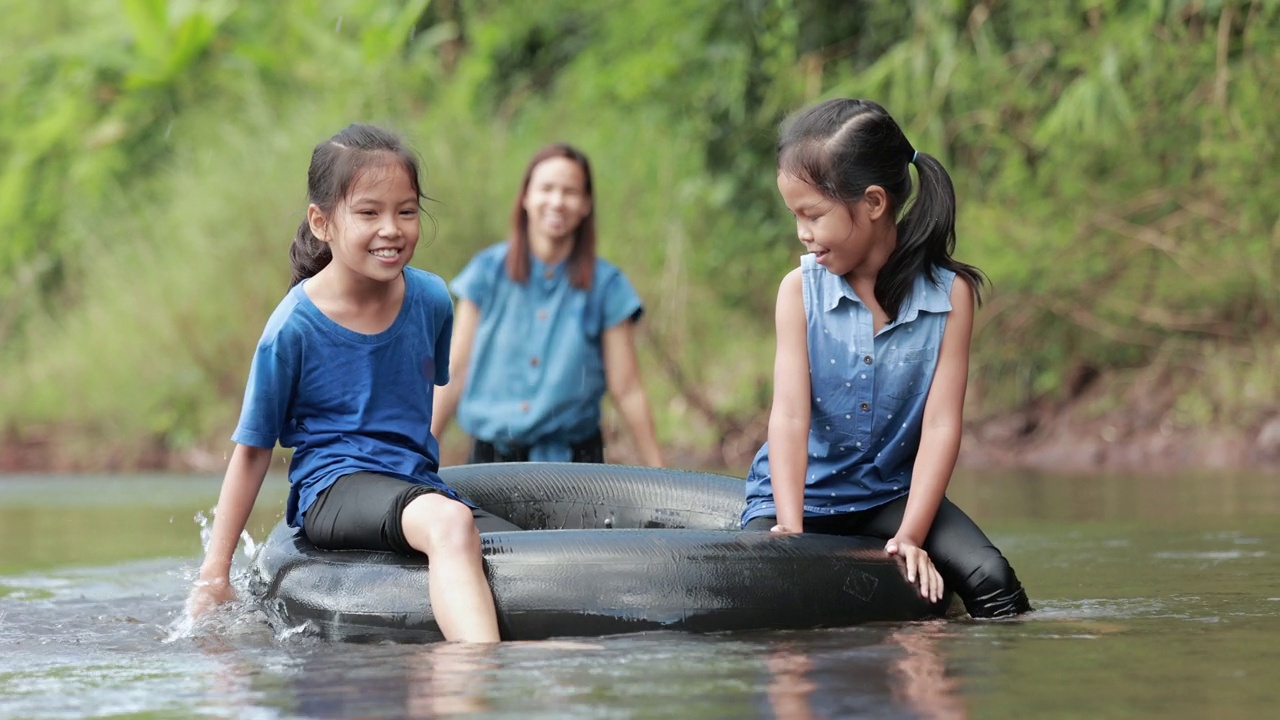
[289,124,427,287]
[506,143,597,290]
[777,98,985,320]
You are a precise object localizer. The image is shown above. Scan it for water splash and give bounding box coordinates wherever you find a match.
[274,619,318,644]
[165,510,265,643]
[193,509,258,559]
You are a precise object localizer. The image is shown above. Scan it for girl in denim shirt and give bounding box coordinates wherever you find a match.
[742,99,1031,618]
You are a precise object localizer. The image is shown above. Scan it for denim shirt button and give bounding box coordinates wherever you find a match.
[860,402,870,412]
[863,355,873,365]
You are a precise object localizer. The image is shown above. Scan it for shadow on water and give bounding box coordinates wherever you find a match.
[0,468,1277,718]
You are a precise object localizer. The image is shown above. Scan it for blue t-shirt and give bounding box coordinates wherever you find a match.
[742,254,956,525]
[450,242,643,461]
[232,267,463,528]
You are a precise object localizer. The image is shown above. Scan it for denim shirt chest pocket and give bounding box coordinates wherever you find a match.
[877,325,940,402]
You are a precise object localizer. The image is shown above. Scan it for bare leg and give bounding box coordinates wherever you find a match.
[401,494,500,642]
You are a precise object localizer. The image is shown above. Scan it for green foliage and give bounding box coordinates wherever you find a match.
[1,0,1277,462]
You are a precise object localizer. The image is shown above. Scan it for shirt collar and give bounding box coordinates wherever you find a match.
[529,253,566,285]
[822,273,862,312]
[820,268,954,323]
[888,271,954,327]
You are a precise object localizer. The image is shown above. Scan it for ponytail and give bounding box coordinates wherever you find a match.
[289,219,331,287]
[877,151,985,315]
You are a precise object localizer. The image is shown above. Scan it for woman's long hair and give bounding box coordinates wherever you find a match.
[506,143,597,290]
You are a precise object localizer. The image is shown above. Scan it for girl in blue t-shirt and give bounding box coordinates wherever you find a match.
[187,124,517,642]
[431,144,664,467]
[743,99,1031,618]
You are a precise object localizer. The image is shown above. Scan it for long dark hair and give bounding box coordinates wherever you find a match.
[777,98,984,320]
[289,124,427,287]
[506,143,596,290]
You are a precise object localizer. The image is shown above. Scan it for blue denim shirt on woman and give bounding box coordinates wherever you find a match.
[742,254,957,526]
[450,242,643,461]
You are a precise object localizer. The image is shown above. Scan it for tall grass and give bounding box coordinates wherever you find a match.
[3,0,1278,468]
[0,84,776,462]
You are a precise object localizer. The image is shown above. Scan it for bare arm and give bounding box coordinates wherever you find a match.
[603,319,664,467]
[431,298,480,441]
[189,443,273,615]
[767,268,811,533]
[886,276,975,601]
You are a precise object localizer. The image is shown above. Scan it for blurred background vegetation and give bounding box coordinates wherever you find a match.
[1,0,1276,471]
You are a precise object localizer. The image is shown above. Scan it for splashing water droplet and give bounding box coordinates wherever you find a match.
[240,530,258,559]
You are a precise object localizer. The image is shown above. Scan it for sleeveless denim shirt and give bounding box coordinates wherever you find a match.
[742,254,957,525]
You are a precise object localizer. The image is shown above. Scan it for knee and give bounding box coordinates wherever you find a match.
[960,554,1032,619]
[402,496,481,556]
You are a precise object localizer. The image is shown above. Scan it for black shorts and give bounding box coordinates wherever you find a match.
[302,472,521,555]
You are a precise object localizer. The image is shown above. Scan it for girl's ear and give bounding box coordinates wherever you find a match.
[862,185,890,221]
[307,204,328,242]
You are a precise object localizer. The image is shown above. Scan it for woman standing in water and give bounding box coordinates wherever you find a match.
[432,144,664,467]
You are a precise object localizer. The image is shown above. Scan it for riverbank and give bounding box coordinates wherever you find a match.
[4,404,1278,475]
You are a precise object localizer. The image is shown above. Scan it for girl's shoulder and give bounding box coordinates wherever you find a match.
[404,265,448,292]
[258,283,311,346]
[894,267,959,325]
[911,266,957,307]
[403,266,453,313]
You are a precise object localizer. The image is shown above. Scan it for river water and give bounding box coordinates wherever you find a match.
[1,468,1276,719]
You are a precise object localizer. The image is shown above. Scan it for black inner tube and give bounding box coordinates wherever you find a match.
[248,463,951,642]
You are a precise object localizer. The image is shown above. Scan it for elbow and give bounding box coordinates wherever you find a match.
[608,378,644,406]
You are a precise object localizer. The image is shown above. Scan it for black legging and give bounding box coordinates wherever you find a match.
[744,496,1031,618]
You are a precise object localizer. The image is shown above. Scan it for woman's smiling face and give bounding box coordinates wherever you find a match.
[522,156,593,246]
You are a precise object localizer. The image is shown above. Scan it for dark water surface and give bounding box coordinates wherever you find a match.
[1,469,1276,719]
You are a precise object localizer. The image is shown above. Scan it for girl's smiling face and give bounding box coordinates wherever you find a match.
[777,171,865,274]
[311,158,421,286]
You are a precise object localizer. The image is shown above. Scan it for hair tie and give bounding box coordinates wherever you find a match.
[910,150,919,165]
